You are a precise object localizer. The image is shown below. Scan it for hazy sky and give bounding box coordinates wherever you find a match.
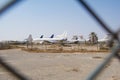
[0,0,120,41]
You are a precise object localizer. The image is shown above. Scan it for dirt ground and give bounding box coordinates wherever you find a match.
[0,49,120,80]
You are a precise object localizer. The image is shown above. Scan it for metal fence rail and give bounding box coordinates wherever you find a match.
[0,0,120,80]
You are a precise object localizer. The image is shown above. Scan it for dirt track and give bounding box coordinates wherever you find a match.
[0,49,120,80]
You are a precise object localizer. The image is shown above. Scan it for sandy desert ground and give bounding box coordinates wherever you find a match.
[0,49,120,80]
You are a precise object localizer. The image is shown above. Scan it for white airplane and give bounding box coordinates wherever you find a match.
[33,32,67,44]
[98,34,112,43]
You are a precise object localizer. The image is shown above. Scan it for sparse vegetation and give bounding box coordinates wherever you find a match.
[0,42,110,53]
[21,45,110,53]
[0,42,11,50]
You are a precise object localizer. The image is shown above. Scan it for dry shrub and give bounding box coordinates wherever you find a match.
[21,47,109,53]
[71,68,79,72]
[92,56,102,59]
[65,67,79,72]
[20,44,110,53]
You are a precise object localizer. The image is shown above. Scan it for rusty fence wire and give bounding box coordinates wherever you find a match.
[0,0,120,80]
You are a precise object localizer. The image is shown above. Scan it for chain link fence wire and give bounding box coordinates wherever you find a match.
[0,0,120,80]
[0,0,20,16]
[77,0,120,80]
[0,0,29,80]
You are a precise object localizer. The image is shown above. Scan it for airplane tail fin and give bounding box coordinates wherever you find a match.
[27,34,33,42]
[40,35,44,38]
[57,32,67,39]
[50,34,54,38]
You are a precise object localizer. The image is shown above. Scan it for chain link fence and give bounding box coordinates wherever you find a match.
[0,0,120,80]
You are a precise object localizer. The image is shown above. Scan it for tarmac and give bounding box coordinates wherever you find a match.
[0,49,120,80]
